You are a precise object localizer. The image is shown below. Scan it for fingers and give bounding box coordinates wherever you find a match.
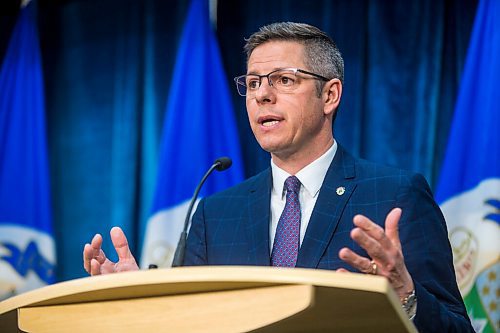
[83,228,138,276]
[90,258,102,275]
[338,208,414,298]
[91,233,103,249]
[350,208,403,263]
[83,234,106,274]
[385,208,402,250]
[83,243,93,274]
[350,219,389,264]
[353,214,392,250]
[110,227,134,262]
[338,247,374,274]
[90,234,107,264]
[338,208,404,272]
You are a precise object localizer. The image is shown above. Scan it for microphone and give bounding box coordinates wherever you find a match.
[170,157,232,267]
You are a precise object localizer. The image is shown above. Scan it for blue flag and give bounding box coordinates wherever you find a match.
[140,0,244,268]
[435,0,499,331]
[0,3,56,300]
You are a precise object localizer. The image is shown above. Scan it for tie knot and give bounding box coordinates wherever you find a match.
[284,176,301,193]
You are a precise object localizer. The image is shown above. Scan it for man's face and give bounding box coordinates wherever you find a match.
[246,41,334,162]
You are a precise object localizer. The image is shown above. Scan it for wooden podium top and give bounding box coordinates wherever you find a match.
[0,266,417,333]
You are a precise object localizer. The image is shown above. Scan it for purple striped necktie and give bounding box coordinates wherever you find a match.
[271,176,302,267]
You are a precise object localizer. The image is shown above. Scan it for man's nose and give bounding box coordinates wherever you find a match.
[255,78,275,103]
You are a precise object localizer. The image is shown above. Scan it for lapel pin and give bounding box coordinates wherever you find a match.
[336,186,345,196]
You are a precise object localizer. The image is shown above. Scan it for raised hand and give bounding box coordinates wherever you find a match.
[338,208,414,299]
[83,226,139,275]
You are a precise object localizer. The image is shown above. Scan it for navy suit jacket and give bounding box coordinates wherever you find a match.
[185,145,473,332]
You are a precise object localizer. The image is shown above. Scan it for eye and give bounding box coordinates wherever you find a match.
[275,74,296,87]
[246,77,260,90]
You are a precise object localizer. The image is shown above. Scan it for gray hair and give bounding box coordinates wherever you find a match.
[244,22,344,91]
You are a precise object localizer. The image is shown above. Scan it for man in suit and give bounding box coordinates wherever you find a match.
[83,22,473,332]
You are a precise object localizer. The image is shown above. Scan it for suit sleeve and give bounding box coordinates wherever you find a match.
[183,198,208,266]
[396,173,474,333]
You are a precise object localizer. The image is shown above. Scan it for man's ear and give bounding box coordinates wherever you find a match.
[323,79,342,116]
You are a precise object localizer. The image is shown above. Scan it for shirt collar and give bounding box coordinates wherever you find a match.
[271,140,337,198]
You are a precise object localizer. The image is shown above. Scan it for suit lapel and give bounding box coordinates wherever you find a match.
[245,168,272,266]
[296,145,357,268]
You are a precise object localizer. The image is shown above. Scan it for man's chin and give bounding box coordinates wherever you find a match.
[266,147,296,161]
[258,142,285,155]
[255,137,297,158]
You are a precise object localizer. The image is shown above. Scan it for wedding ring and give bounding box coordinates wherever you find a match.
[370,260,378,275]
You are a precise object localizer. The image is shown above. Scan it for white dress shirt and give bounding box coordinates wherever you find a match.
[269,140,337,253]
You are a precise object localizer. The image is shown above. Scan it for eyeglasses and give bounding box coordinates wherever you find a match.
[233,68,331,97]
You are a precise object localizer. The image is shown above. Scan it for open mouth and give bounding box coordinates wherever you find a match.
[258,115,282,127]
[262,120,279,127]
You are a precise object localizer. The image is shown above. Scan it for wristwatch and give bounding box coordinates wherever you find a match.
[401,289,417,320]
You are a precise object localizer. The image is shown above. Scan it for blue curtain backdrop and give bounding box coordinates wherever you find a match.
[141,0,244,268]
[0,0,478,281]
[0,1,56,298]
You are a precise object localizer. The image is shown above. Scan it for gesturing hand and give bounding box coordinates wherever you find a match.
[83,226,139,275]
[338,208,414,300]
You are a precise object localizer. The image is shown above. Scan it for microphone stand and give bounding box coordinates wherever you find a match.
[170,158,231,267]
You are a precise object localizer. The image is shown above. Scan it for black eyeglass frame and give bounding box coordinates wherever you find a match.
[233,67,331,96]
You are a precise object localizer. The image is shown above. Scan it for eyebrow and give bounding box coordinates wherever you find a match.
[246,67,287,75]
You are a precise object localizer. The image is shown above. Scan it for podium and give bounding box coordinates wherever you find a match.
[0,266,417,332]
